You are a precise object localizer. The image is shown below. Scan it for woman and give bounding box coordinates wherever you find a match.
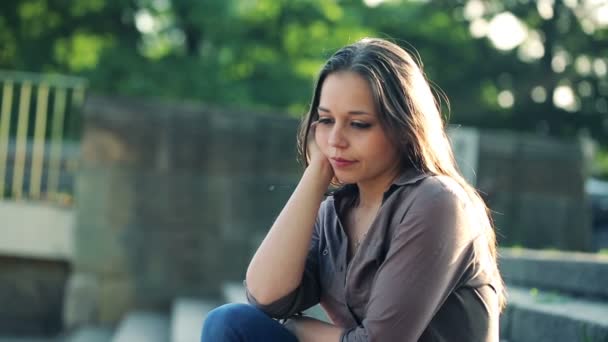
[202,38,504,342]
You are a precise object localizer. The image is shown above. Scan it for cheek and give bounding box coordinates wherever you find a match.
[368,135,399,160]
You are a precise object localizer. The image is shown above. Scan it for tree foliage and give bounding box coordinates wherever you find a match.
[1,0,607,148]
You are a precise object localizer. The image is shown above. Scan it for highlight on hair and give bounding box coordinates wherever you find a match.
[296,37,506,309]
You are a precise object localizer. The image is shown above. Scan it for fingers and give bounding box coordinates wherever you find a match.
[309,121,318,138]
[306,121,319,164]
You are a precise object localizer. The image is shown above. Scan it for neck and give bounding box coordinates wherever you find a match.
[356,167,400,209]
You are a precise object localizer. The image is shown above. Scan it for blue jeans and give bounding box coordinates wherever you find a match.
[201,303,299,342]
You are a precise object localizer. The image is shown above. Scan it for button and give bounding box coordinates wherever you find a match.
[322,249,328,255]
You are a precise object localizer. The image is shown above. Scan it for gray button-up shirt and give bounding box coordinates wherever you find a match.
[246,168,501,341]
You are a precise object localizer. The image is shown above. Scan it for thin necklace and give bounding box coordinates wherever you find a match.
[355,231,368,250]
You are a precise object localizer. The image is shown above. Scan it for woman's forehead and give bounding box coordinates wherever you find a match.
[318,71,377,115]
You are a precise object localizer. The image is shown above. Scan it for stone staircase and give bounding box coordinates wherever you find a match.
[499,248,608,342]
[0,284,230,342]
[38,282,325,342]
[3,248,608,341]
[502,286,608,342]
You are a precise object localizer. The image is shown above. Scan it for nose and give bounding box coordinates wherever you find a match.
[328,125,348,149]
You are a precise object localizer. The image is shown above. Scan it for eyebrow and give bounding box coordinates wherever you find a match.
[317,106,371,116]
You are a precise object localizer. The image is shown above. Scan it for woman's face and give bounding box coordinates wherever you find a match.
[315,71,400,187]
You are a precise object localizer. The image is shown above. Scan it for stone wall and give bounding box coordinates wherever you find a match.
[474,130,591,251]
[0,256,68,335]
[74,95,301,323]
[73,95,592,325]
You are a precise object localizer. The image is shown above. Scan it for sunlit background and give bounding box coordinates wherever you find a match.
[1,0,608,341]
[2,0,607,144]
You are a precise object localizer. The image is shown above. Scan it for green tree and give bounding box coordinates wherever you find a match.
[1,0,606,148]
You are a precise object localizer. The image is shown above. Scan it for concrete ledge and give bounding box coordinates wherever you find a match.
[500,248,608,299]
[222,283,248,304]
[0,201,73,261]
[503,286,608,342]
[111,312,169,342]
[63,326,113,342]
[171,298,215,342]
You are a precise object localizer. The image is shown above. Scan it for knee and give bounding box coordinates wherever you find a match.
[204,303,253,327]
[201,303,262,341]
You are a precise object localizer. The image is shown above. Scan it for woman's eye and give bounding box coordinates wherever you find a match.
[352,121,371,129]
[317,117,333,125]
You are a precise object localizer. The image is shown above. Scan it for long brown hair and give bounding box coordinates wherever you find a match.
[297,37,505,309]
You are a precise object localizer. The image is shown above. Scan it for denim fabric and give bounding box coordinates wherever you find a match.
[201,303,298,342]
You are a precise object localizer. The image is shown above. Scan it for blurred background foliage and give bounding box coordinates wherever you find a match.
[1,0,607,173]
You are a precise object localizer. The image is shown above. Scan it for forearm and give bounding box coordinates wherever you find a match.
[285,316,343,342]
[246,163,330,304]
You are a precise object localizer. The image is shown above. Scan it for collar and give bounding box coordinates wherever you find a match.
[391,167,429,187]
[331,167,430,202]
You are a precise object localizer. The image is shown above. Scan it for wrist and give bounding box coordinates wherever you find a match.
[305,159,333,186]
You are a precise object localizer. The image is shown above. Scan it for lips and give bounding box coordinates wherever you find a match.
[331,157,357,168]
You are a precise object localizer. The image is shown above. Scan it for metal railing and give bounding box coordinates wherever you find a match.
[0,70,87,205]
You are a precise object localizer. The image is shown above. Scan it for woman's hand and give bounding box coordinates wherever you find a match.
[284,317,343,342]
[307,121,334,185]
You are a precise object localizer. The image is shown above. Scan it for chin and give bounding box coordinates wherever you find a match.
[335,173,359,185]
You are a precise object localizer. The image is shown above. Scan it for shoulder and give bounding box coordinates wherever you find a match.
[410,175,470,211]
[396,175,479,240]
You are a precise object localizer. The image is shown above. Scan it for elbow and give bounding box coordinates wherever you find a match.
[245,276,300,310]
[249,290,277,306]
[245,270,276,306]
[246,284,274,306]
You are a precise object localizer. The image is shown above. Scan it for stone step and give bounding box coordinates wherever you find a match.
[500,248,608,299]
[63,326,113,342]
[502,285,608,342]
[222,282,247,304]
[171,298,216,342]
[111,311,169,342]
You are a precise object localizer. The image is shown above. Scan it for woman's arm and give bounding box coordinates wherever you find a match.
[246,145,333,305]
